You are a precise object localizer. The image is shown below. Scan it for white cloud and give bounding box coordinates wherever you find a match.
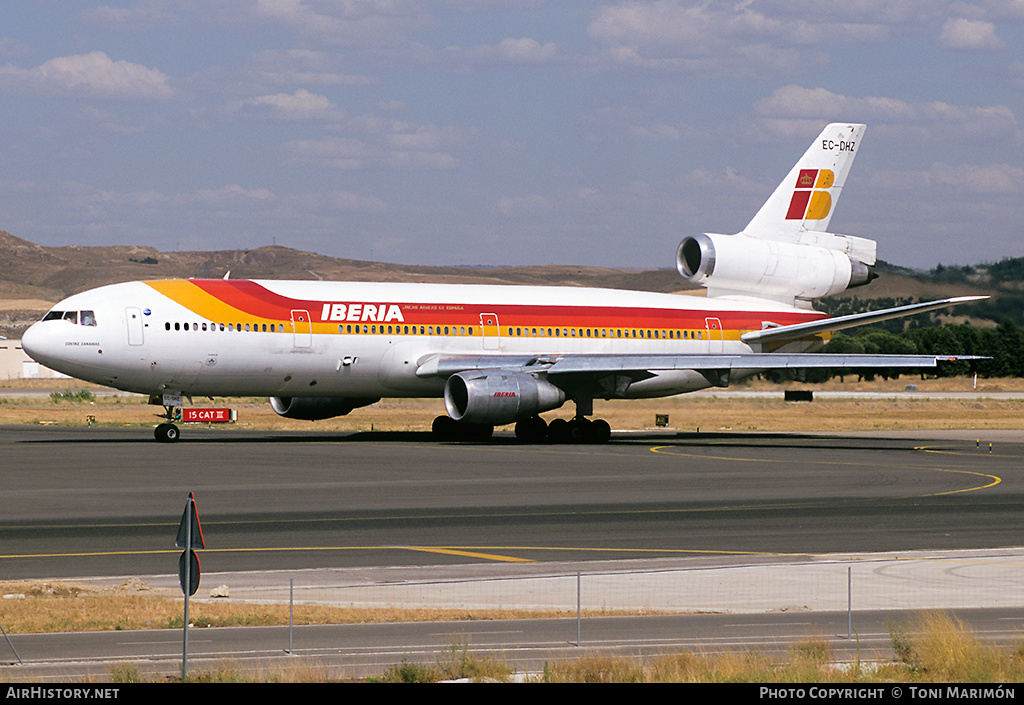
[939,18,1005,51]
[247,50,375,87]
[448,37,559,66]
[496,194,549,215]
[190,185,277,205]
[254,0,429,46]
[587,0,894,72]
[872,162,1024,194]
[0,51,175,100]
[755,86,1019,141]
[286,116,466,170]
[233,88,341,120]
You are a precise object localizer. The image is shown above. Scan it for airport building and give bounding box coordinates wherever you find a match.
[0,339,66,379]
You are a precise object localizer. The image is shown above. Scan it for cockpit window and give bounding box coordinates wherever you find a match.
[41,310,96,326]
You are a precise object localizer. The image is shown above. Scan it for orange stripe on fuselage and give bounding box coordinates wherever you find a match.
[143,279,827,338]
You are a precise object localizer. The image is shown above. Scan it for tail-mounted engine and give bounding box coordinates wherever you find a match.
[270,396,380,421]
[444,371,566,426]
[676,232,876,303]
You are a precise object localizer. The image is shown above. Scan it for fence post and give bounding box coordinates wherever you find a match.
[576,572,581,647]
[847,567,852,640]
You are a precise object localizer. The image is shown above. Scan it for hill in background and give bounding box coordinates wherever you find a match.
[0,229,1015,339]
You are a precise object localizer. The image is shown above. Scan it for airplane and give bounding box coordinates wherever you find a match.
[21,122,985,444]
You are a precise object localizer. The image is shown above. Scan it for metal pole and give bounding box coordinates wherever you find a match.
[288,579,294,654]
[576,572,581,647]
[0,623,22,665]
[847,567,852,640]
[182,499,191,681]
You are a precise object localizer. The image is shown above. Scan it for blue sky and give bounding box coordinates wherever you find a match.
[1,1,1022,271]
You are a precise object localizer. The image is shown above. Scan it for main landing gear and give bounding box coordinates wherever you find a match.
[431,415,611,444]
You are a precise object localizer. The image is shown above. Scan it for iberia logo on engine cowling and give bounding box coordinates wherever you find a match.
[786,168,834,220]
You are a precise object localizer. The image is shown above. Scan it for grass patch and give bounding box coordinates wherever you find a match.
[3,376,1024,433]
[24,609,1022,683]
[0,580,604,635]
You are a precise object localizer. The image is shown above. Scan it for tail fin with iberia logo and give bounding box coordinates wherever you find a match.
[743,123,868,245]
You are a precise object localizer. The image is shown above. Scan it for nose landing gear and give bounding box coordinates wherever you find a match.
[153,401,181,443]
[155,422,180,443]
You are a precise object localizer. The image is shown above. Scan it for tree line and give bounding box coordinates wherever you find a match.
[820,322,1024,380]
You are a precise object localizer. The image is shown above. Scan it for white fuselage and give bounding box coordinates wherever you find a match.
[22,279,825,401]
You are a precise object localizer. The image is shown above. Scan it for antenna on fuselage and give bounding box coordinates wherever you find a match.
[223,271,230,279]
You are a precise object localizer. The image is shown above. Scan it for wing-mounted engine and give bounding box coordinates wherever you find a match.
[270,396,380,421]
[676,232,876,303]
[444,370,566,426]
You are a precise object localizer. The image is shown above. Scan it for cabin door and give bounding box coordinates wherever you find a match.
[704,317,723,353]
[479,313,500,350]
[125,307,144,346]
[291,309,312,348]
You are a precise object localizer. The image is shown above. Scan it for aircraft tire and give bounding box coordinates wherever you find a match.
[547,418,569,444]
[589,419,611,444]
[514,416,547,444]
[567,418,591,443]
[459,422,494,441]
[431,415,458,441]
[155,423,180,443]
[432,416,493,442]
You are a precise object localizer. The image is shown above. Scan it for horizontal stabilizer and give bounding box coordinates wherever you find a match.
[740,296,988,346]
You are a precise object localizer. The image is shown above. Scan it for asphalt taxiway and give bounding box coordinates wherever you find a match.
[2,424,1024,679]
[1,424,1022,578]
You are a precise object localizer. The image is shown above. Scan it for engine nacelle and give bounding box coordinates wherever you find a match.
[270,396,380,421]
[444,371,566,426]
[676,232,875,302]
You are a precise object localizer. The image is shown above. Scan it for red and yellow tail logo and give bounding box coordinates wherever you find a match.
[785,168,834,220]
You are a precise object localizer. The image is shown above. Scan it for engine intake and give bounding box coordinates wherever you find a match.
[677,232,875,302]
[270,396,380,421]
[444,371,565,426]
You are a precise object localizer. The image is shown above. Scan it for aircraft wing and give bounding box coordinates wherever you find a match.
[417,351,981,389]
[740,296,987,346]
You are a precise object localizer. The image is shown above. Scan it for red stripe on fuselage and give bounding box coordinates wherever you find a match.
[180,279,826,331]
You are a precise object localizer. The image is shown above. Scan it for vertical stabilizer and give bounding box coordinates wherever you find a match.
[743,123,866,241]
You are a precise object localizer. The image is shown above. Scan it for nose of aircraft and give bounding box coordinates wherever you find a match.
[21,320,53,365]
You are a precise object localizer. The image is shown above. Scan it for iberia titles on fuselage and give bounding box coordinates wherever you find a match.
[21,123,985,443]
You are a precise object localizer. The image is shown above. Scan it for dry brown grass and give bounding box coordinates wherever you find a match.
[0,579,590,634]
[2,375,1023,434]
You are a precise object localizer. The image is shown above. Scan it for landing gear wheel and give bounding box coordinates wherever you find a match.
[567,418,592,443]
[547,418,611,444]
[547,418,569,444]
[432,415,458,441]
[514,416,548,444]
[432,416,494,442]
[589,419,611,444]
[155,423,180,443]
